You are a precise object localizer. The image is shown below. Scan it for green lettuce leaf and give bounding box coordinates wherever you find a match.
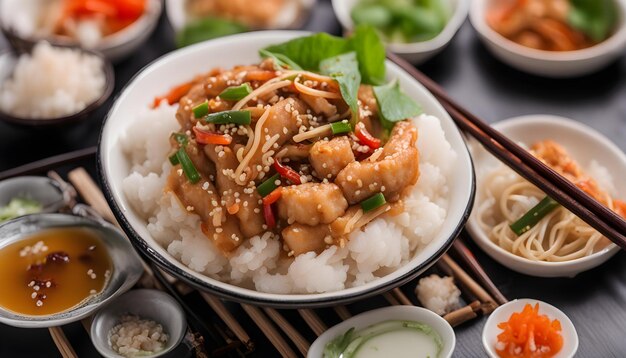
[320,52,362,124]
[373,79,422,129]
[177,17,247,48]
[568,0,617,42]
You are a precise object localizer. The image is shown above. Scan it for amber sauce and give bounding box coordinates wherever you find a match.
[0,228,112,316]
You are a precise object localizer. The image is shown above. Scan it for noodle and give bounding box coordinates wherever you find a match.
[294,81,341,99]
[234,108,271,184]
[233,80,292,111]
[477,166,612,262]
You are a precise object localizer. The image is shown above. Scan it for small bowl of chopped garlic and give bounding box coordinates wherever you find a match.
[90,289,187,358]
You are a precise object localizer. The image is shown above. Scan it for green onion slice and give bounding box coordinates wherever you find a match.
[172,132,189,146]
[360,193,386,213]
[257,173,280,197]
[192,101,209,118]
[219,83,253,101]
[331,121,352,135]
[509,196,560,236]
[204,110,252,125]
[176,148,201,184]
[169,153,180,165]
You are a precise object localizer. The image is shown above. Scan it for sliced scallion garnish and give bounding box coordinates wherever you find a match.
[204,110,252,125]
[330,121,352,135]
[509,196,560,236]
[172,132,189,146]
[169,153,180,165]
[192,101,209,118]
[257,173,280,197]
[219,83,253,101]
[176,148,200,184]
[360,193,386,213]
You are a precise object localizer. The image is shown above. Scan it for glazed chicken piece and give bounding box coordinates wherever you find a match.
[165,168,244,254]
[245,98,309,181]
[276,143,312,161]
[277,183,348,226]
[309,136,355,180]
[336,121,420,204]
[281,224,330,256]
[170,139,216,179]
[203,144,265,238]
[300,92,337,117]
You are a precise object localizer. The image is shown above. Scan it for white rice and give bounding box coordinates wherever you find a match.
[415,275,461,315]
[0,42,105,119]
[121,106,456,293]
[108,314,168,358]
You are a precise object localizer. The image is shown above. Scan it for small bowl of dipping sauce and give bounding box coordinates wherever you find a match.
[482,299,578,358]
[0,176,67,223]
[90,289,187,358]
[0,213,143,328]
[308,305,455,358]
[0,42,114,128]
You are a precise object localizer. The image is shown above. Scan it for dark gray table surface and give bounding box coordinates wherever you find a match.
[1,1,626,357]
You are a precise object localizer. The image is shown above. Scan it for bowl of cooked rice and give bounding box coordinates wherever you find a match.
[0,42,114,127]
[467,115,625,278]
[98,30,475,307]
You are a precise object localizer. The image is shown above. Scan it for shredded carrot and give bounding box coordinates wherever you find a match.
[153,82,194,108]
[496,303,563,358]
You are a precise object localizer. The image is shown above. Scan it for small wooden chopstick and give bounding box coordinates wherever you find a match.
[386,52,626,249]
[298,309,327,337]
[333,306,352,320]
[443,301,481,327]
[48,327,78,358]
[452,237,508,305]
[0,146,96,181]
[439,254,496,308]
[264,308,310,356]
[200,293,254,352]
[242,304,297,358]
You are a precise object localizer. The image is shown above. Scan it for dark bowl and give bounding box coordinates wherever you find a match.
[0,45,115,128]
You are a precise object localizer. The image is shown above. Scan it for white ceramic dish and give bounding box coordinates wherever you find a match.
[467,115,624,277]
[482,299,578,358]
[98,31,475,307]
[91,289,187,358]
[332,0,469,64]
[0,0,162,62]
[166,0,316,33]
[470,0,626,78]
[308,305,455,358]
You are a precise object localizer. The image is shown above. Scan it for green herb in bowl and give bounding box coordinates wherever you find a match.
[351,0,451,43]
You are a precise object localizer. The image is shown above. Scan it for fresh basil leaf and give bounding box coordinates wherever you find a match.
[568,0,617,41]
[349,25,386,85]
[320,52,362,124]
[373,79,422,129]
[261,26,386,85]
[263,33,351,71]
[177,17,247,48]
[259,49,303,70]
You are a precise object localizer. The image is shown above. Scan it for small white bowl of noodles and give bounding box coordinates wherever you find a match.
[98,31,475,307]
[467,115,626,278]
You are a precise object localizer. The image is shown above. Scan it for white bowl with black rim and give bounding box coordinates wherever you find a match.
[98,31,475,308]
[466,115,624,278]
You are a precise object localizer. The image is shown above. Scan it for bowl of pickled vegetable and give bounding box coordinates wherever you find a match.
[332,0,469,64]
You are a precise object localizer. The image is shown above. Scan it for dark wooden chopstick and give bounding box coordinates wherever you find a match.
[386,52,626,250]
[452,236,508,305]
[0,146,96,181]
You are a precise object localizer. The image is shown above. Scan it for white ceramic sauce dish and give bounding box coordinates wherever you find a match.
[308,305,456,358]
[332,0,469,64]
[98,31,475,308]
[470,0,626,78]
[467,115,624,277]
[482,298,578,358]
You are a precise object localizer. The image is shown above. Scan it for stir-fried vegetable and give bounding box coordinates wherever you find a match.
[509,196,560,236]
[496,303,563,358]
[203,110,252,125]
[0,198,42,222]
[355,122,381,149]
[330,121,352,135]
[175,148,201,184]
[153,82,194,107]
[273,161,302,185]
[360,193,386,213]
[171,132,189,145]
[257,173,281,197]
[219,83,253,101]
[193,127,232,145]
[261,187,282,229]
[192,101,209,118]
